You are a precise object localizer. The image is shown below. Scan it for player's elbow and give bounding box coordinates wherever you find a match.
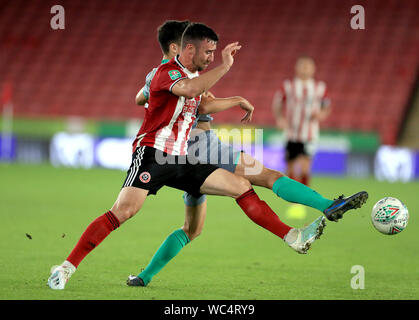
[135,94,147,106]
[173,79,202,99]
[179,82,202,99]
[198,104,211,115]
[182,87,201,99]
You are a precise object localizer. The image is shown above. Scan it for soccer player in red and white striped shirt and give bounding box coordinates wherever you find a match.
[47,26,367,290]
[46,23,308,290]
[272,56,331,186]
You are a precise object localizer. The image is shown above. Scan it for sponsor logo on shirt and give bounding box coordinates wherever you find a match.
[168,70,182,80]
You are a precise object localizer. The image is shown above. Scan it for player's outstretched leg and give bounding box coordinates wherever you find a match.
[323,191,368,222]
[47,261,76,290]
[273,177,368,222]
[47,210,120,290]
[235,154,334,213]
[127,228,190,287]
[234,188,324,253]
[235,154,368,221]
[202,169,293,240]
[48,187,148,290]
[127,194,207,287]
[284,216,326,254]
[202,168,326,254]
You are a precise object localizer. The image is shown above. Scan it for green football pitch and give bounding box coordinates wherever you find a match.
[0,163,418,300]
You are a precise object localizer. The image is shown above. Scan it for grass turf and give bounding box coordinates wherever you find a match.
[0,163,418,300]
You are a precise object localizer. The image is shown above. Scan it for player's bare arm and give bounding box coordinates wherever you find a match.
[135,86,147,105]
[310,102,331,121]
[172,42,241,99]
[320,104,331,120]
[272,90,282,115]
[272,90,287,129]
[198,96,254,123]
[276,117,287,130]
[203,91,216,99]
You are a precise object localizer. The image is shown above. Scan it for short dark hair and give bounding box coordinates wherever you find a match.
[157,20,190,54]
[181,22,219,49]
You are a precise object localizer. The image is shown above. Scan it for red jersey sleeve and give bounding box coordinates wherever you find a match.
[153,63,188,93]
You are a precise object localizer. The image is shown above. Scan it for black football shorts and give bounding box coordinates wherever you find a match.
[122,146,218,198]
[285,141,313,161]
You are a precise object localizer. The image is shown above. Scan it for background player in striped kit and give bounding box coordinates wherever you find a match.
[127,21,367,287]
[272,56,331,187]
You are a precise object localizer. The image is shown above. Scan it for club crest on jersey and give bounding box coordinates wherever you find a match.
[139,172,151,183]
[168,70,182,80]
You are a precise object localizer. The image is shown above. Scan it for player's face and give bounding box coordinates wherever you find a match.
[193,39,217,72]
[295,58,316,80]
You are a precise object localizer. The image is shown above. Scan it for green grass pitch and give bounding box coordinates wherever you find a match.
[0,163,418,300]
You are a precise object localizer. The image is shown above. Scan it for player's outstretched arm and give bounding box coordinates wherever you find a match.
[199,96,254,123]
[172,42,241,99]
[135,87,148,106]
[272,90,287,130]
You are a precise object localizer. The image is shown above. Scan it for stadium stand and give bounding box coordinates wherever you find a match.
[0,0,418,145]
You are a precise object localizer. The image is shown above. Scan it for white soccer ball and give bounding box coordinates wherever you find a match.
[371,197,409,235]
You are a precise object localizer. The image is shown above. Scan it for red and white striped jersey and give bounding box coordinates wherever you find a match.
[133,55,201,155]
[275,77,330,143]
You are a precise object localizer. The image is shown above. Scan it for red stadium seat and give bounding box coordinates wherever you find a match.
[0,0,417,145]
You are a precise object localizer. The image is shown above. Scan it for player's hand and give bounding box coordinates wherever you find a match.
[310,110,320,121]
[203,91,216,100]
[239,98,254,123]
[200,92,216,107]
[221,42,242,69]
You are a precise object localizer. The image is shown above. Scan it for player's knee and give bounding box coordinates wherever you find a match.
[233,176,252,198]
[111,203,140,223]
[267,169,285,188]
[190,230,202,241]
[183,226,202,241]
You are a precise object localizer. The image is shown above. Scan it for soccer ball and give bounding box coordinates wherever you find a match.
[371,197,409,235]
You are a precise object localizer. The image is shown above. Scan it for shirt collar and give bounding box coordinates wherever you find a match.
[174,55,199,78]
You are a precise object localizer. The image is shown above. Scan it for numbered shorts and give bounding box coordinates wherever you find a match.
[183,130,242,206]
[122,146,219,199]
